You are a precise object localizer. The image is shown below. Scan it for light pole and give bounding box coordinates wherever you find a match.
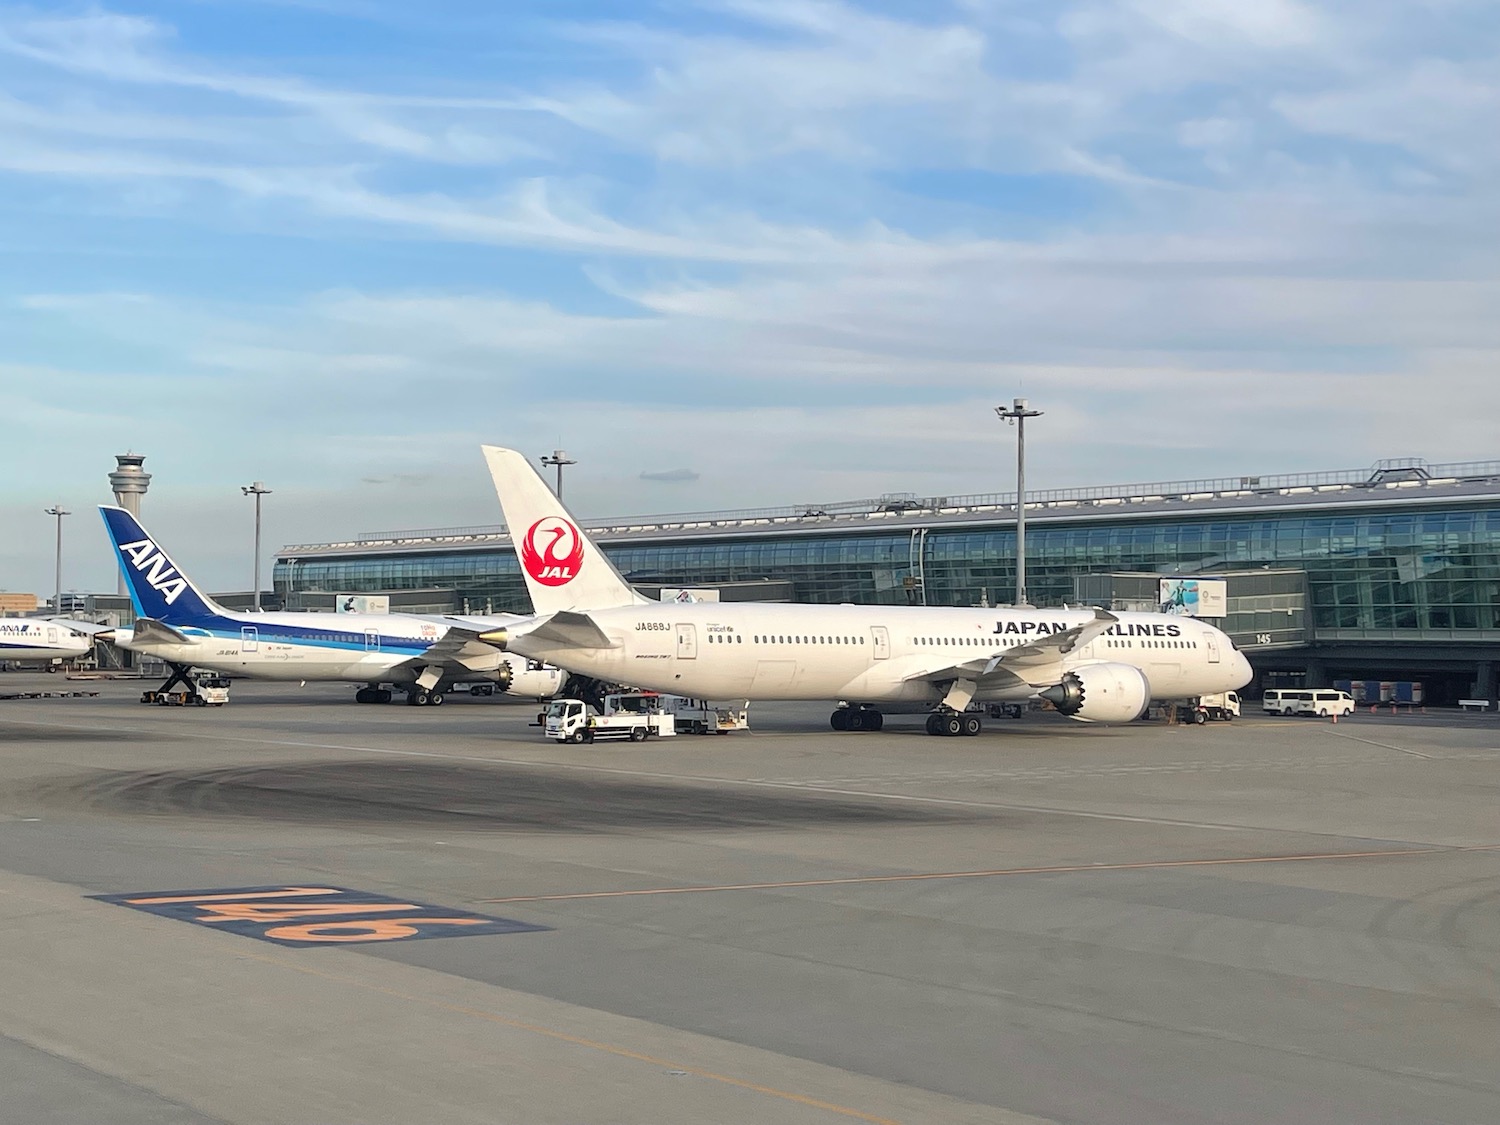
[539,449,577,499]
[995,398,1042,607]
[44,505,70,613]
[241,482,272,611]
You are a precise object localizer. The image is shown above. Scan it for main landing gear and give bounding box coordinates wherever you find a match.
[830,705,884,732]
[405,688,444,707]
[354,686,394,704]
[925,710,982,737]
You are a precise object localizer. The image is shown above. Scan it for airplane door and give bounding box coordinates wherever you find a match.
[676,624,698,660]
[46,627,58,644]
[871,626,890,660]
[1206,637,1221,664]
[364,630,380,652]
[241,626,259,653]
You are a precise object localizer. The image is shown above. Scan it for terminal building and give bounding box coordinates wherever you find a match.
[275,457,1500,704]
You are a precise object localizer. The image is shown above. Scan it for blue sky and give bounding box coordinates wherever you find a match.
[3,0,1499,595]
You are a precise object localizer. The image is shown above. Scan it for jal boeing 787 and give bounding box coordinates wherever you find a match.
[477,446,1253,736]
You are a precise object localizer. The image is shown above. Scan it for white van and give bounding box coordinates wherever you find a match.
[1262,689,1302,715]
[1264,689,1354,717]
[1296,690,1355,717]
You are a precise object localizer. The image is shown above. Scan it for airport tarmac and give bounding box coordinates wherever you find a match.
[1,675,1498,1124]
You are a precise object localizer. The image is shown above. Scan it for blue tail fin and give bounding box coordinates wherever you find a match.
[99,506,225,623]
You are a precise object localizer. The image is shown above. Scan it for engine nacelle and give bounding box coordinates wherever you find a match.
[502,654,565,700]
[1040,663,1151,723]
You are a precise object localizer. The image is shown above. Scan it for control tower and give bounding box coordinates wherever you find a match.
[108,453,151,595]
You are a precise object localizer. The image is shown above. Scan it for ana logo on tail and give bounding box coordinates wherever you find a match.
[521,518,585,586]
[117,538,189,605]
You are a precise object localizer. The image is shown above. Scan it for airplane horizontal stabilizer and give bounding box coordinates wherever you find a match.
[129,618,193,647]
[517,610,618,651]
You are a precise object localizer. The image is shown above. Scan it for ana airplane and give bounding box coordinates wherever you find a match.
[0,618,94,665]
[477,445,1254,736]
[99,506,562,706]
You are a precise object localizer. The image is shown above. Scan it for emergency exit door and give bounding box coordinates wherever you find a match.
[871,626,890,659]
[676,624,698,659]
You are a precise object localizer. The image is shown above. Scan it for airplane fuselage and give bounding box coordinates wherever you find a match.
[0,620,93,663]
[510,602,1253,704]
[117,610,504,685]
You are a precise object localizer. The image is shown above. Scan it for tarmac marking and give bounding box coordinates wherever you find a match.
[480,845,1500,905]
[94,885,549,947]
[1320,729,1436,759]
[223,948,907,1125]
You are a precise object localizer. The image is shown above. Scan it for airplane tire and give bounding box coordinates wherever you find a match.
[925,713,943,736]
[867,711,884,731]
[1194,709,1207,725]
[408,691,428,706]
[830,710,850,731]
[378,689,393,704]
[943,715,963,737]
[962,714,981,736]
[846,709,866,732]
[428,691,445,707]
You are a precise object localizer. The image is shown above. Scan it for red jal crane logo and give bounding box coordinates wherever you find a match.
[521,518,585,586]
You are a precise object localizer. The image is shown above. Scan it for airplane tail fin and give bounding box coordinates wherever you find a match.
[481,446,645,615]
[98,506,227,623]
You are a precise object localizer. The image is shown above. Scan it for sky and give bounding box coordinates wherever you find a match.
[2,0,1499,596]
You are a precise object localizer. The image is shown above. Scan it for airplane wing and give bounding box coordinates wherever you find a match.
[903,609,1119,688]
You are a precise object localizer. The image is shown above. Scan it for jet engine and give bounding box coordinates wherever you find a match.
[502,654,565,699]
[1039,663,1151,723]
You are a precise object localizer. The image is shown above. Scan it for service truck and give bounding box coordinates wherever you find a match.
[544,692,751,743]
[1172,691,1240,724]
[141,673,230,707]
[545,691,678,743]
[672,698,751,735]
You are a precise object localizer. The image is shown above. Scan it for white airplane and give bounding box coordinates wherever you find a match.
[99,505,563,706]
[0,618,94,665]
[477,446,1254,736]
